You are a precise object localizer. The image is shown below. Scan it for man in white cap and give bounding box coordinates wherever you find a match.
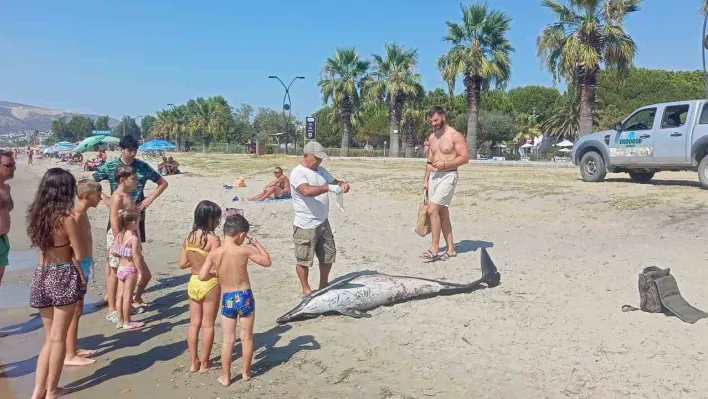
[289,141,350,296]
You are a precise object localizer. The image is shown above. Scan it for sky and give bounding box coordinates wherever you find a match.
[0,0,705,121]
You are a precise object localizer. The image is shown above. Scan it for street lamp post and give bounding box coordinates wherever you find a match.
[123,115,143,137]
[268,75,304,155]
[167,103,183,151]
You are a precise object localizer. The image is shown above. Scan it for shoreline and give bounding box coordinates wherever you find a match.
[1,154,708,397]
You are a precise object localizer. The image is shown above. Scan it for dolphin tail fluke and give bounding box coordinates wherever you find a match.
[480,247,501,287]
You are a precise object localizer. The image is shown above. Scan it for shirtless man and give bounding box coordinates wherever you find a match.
[0,150,14,337]
[246,167,291,201]
[422,106,469,261]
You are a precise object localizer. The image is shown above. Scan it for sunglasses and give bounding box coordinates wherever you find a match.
[2,163,15,168]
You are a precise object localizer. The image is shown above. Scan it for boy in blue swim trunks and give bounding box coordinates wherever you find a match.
[64,179,103,366]
[198,213,271,386]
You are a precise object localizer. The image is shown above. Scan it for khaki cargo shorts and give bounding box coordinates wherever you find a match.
[293,220,336,267]
[428,170,459,207]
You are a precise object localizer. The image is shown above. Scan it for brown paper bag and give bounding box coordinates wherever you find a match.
[415,191,431,237]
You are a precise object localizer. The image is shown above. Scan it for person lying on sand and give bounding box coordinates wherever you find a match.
[246,167,291,201]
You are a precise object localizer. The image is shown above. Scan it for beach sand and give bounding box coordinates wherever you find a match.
[2,153,708,398]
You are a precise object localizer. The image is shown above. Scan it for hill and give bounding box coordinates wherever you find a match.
[0,100,119,135]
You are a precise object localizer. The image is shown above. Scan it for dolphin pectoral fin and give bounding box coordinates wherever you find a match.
[339,309,370,318]
[306,276,360,299]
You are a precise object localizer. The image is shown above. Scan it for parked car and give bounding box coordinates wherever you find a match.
[572,99,708,188]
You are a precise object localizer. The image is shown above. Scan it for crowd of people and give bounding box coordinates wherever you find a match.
[0,105,467,397]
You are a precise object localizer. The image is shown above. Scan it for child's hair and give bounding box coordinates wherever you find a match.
[223,214,249,237]
[114,165,135,183]
[26,168,76,249]
[117,208,140,235]
[188,200,222,249]
[76,179,102,198]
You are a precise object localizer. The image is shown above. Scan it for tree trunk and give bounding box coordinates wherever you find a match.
[464,74,482,158]
[340,115,351,157]
[388,109,400,158]
[578,68,597,137]
[403,117,414,158]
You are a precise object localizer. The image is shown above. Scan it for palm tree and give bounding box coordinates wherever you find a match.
[318,48,370,156]
[368,43,422,157]
[537,0,640,137]
[514,113,542,146]
[540,87,599,141]
[438,2,514,157]
[152,107,184,145]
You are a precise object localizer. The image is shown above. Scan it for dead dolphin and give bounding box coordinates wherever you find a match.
[276,247,501,324]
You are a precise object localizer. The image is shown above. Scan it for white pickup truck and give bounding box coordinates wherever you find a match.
[571,99,708,188]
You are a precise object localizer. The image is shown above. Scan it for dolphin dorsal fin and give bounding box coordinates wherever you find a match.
[306,274,361,299]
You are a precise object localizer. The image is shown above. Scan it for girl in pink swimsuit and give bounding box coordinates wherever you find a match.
[112,208,146,330]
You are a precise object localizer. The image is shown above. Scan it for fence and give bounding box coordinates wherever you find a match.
[185,142,566,162]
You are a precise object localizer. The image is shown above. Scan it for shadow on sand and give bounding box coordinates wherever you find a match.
[442,240,494,255]
[0,298,107,338]
[209,324,321,382]
[605,177,702,188]
[0,288,189,381]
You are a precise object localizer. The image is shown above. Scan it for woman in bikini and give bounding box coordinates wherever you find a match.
[179,200,222,372]
[112,207,146,330]
[28,168,87,399]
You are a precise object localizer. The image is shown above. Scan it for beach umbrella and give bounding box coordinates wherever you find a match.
[138,139,176,151]
[73,135,120,153]
[54,142,75,152]
[556,139,574,147]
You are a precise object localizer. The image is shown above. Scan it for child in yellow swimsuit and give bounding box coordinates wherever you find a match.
[179,200,222,372]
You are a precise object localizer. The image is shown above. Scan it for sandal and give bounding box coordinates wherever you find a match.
[106,311,119,324]
[121,321,145,330]
[421,250,440,261]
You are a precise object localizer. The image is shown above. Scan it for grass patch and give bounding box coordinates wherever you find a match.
[609,193,666,210]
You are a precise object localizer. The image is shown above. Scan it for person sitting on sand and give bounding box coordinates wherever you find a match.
[157,157,169,174]
[158,156,180,175]
[167,157,180,174]
[246,167,291,201]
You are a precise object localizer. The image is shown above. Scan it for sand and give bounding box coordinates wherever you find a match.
[2,152,708,398]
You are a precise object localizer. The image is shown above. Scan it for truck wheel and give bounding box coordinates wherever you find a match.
[579,151,607,182]
[629,172,655,183]
[698,155,708,189]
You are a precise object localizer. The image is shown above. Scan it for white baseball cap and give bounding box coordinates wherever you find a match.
[303,141,329,160]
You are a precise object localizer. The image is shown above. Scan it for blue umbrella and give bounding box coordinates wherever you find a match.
[54,142,75,151]
[138,139,176,151]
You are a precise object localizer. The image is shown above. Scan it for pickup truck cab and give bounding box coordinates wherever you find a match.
[571,99,708,188]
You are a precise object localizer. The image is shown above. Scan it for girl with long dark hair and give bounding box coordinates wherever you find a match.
[27,167,86,399]
[178,200,222,372]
